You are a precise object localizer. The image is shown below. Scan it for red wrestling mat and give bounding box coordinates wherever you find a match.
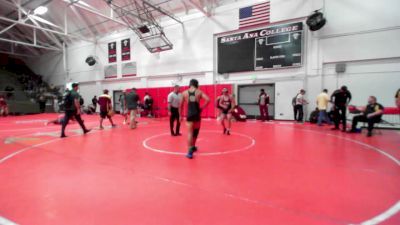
[0,114,399,225]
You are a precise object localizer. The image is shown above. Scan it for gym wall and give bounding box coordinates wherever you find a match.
[25,0,400,120]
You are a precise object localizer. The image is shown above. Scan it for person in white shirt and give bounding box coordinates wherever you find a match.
[168,85,182,136]
[316,89,331,126]
[294,89,308,122]
[144,93,153,117]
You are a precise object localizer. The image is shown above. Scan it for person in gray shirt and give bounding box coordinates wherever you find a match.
[125,88,140,129]
[168,85,182,136]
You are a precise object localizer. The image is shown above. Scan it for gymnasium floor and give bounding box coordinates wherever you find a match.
[0,113,399,225]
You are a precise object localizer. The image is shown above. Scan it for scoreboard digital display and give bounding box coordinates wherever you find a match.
[217,22,303,73]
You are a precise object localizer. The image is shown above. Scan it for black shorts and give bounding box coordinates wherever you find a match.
[221,109,231,115]
[187,115,201,122]
[100,111,110,119]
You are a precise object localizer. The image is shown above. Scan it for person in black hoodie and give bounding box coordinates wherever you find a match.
[331,86,352,131]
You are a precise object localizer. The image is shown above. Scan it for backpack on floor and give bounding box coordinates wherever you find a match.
[309,110,319,123]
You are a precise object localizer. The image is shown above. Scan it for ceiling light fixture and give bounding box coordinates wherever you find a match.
[33,6,48,15]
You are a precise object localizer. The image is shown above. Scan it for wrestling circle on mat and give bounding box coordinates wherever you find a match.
[0,114,399,225]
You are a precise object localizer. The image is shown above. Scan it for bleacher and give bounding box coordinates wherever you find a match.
[0,70,40,115]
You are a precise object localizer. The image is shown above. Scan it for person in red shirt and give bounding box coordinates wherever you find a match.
[98,89,116,129]
[0,95,9,116]
[217,88,235,135]
[258,89,270,121]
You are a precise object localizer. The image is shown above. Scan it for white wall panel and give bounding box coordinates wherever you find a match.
[275,80,304,120]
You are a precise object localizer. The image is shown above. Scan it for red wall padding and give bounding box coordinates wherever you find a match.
[131,84,232,118]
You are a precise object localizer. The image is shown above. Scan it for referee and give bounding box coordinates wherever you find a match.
[331,85,352,131]
[168,85,181,136]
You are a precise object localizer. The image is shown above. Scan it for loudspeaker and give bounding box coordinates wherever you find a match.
[335,63,346,73]
[306,11,326,31]
[138,25,150,34]
[85,56,96,66]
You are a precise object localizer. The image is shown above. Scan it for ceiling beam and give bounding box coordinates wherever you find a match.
[0,0,91,43]
[0,16,93,42]
[188,0,211,17]
[142,1,183,24]
[62,0,129,27]
[0,16,29,36]
[70,5,97,38]
[7,0,65,49]
[29,14,64,31]
[4,0,55,18]
[180,0,190,14]
[0,49,37,58]
[0,37,62,51]
[9,28,42,55]
[102,0,153,24]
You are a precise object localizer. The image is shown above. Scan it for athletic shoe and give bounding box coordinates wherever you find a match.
[175,133,182,136]
[331,127,339,130]
[367,131,372,137]
[223,128,227,134]
[60,134,67,138]
[99,126,104,130]
[347,129,357,133]
[111,124,117,128]
[84,129,91,134]
[123,121,126,125]
[186,152,193,159]
[226,130,231,135]
[186,146,197,159]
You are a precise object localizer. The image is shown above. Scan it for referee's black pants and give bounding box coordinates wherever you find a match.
[333,106,347,130]
[61,109,87,136]
[351,115,381,132]
[170,107,180,135]
[294,105,303,122]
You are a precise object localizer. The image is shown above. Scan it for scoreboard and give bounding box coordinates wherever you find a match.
[217,22,303,74]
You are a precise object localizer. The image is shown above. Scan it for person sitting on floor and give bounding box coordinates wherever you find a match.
[45,115,75,125]
[231,105,247,122]
[348,96,384,137]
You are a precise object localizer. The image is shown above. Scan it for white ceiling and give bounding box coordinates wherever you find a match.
[0,0,235,57]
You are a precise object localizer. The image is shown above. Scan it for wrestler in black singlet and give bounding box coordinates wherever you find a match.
[187,90,201,122]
